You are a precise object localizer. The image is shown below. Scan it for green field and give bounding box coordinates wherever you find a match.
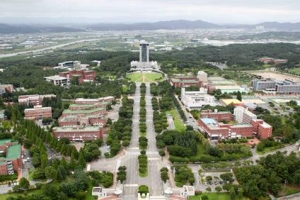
[288,68,300,75]
[166,109,186,131]
[189,193,250,200]
[126,72,163,82]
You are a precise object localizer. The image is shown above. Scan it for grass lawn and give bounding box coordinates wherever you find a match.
[126,73,143,82]
[139,169,148,178]
[166,109,186,131]
[126,72,163,82]
[192,143,206,158]
[144,73,163,82]
[189,193,250,200]
[288,68,300,75]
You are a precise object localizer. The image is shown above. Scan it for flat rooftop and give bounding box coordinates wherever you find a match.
[63,107,104,114]
[54,126,101,132]
[201,118,218,125]
[0,139,11,146]
[7,144,21,160]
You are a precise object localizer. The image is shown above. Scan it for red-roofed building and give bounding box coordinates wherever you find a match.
[59,69,96,84]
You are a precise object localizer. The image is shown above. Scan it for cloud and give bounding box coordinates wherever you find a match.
[1,0,300,23]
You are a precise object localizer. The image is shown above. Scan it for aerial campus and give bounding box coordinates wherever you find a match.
[2,27,300,200]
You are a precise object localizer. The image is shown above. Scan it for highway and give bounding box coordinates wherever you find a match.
[0,38,116,58]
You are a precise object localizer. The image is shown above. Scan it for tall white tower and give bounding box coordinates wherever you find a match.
[139,40,149,63]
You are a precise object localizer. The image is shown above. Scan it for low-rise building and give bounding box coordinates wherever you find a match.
[219,99,243,107]
[53,126,104,141]
[74,96,114,104]
[18,94,56,106]
[24,105,52,120]
[44,75,69,86]
[181,87,217,111]
[0,139,22,175]
[198,118,255,139]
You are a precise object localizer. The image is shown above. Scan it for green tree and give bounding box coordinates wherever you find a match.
[236,91,242,101]
[19,177,30,191]
[230,187,236,200]
[56,165,67,181]
[44,166,57,181]
[215,186,222,193]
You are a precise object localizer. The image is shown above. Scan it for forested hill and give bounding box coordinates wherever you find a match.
[151,43,300,70]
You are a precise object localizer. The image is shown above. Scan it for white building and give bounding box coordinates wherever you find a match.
[181,87,217,111]
[234,106,257,123]
[197,71,208,82]
[44,75,69,86]
[130,40,161,72]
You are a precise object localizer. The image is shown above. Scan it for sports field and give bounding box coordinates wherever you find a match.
[126,72,163,82]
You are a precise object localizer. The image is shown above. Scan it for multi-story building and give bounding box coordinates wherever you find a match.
[53,126,104,141]
[198,117,272,140]
[200,110,232,122]
[140,40,149,63]
[0,140,22,175]
[197,71,208,83]
[181,87,217,111]
[251,119,273,139]
[58,69,96,84]
[169,71,208,88]
[252,78,300,94]
[18,94,56,106]
[44,75,69,86]
[252,79,277,91]
[170,77,201,88]
[130,40,161,72]
[74,96,114,104]
[198,118,254,139]
[24,106,52,120]
[61,107,106,118]
[0,84,14,95]
[234,106,257,123]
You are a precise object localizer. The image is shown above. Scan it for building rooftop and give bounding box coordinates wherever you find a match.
[63,107,104,114]
[231,124,253,128]
[6,144,21,160]
[0,139,11,146]
[220,99,242,105]
[201,118,218,125]
[261,122,272,128]
[44,75,67,81]
[54,126,101,132]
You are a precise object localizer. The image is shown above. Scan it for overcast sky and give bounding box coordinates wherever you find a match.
[1,0,300,24]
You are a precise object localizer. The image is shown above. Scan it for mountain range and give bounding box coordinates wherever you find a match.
[0,20,300,33]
